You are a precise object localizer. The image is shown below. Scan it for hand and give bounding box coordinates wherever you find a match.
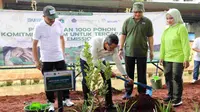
[118,50,123,60]
[127,79,133,85]
[111,72,117,78]
[149,51,154,61]
[183,61,190,69]
[122,75,133,85]
[159,59,163,66]
[35,61,41,70]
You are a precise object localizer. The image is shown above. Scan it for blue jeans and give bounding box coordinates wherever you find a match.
[193,60,200,80]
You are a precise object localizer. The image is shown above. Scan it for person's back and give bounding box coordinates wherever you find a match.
[80,36,117,62]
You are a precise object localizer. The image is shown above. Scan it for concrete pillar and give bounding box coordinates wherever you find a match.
[0,0,3,9]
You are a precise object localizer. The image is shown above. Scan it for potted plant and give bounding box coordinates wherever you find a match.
[150,75,162,89]
[24,102,50,112]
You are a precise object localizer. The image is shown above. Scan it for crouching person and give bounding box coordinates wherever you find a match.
[80,34,130,109]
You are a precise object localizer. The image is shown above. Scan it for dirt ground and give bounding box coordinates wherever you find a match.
[0,80,200,112]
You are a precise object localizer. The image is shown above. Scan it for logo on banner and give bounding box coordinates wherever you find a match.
[71,18,77,23]
[27,18,42,22]
[101,18,106,23]
[59,18,65,23]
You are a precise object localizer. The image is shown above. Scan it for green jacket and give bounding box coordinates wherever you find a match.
[160,23,190,62]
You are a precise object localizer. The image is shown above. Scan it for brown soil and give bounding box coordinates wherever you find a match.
[1,81,200,112]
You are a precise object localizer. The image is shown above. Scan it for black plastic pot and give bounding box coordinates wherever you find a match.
[150,78,162,90]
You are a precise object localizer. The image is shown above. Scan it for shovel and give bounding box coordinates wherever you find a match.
[115,76,153,96]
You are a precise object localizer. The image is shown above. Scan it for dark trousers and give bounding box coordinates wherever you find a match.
[80,58,113,105]
[125,56,147,94]
[163,61,183,101]
[42,60,69,103]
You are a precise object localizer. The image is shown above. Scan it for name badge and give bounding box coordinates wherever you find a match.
[142,22,146,24]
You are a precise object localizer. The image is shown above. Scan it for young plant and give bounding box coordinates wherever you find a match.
[155,100,172,112]
[76,42,111,112]
[24,102,50,112]
[192,100,200,112]
[115,100,137,112]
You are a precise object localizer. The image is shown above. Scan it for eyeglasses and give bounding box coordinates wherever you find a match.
[166,17,173,20]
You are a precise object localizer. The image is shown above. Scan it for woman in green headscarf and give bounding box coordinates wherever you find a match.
[159,8,190,107]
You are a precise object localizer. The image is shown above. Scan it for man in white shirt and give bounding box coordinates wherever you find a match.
[192,37,200,83]
[32,5,74,112]
[80,34,129,109]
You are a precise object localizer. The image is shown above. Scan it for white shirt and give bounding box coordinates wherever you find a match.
[192,37,200,61]
[80,37,127,75]
[32,20,64,62]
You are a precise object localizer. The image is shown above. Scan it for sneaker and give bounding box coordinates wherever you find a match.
[163,97,172,103]
[172,100,183,107]
[63,99,74,107]
[191,79,197,84]
[122,93,133,100]
[48,102,55,112]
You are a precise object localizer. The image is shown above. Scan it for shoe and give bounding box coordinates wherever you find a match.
[122,93,133,100]
[48,102,55,112]
[172,100,182,107]
[63,99,74,107]
[191,79,197,84]
[163,97,172,103]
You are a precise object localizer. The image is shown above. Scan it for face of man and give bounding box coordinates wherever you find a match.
[105,43,118,51]
[166,14,175,26]
[133,11,143,20]
[43,16,55,26]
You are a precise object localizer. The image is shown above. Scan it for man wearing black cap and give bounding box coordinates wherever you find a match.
[32,5,74,111]
[118,2,154,99]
